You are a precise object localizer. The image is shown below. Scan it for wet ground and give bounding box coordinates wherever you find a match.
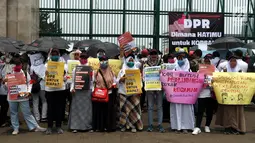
[0,106,255,143]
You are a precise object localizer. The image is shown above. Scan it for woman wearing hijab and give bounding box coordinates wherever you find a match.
[170,51,194,133]
[117,54,143,133]
[45,48,68,135]
[30,53,47,122]
[215,55,246,135]
[69,50,93,133]
[6,56,46,135]
[92,55,117,132]
[144,50,165,133]
[192,54,218,135]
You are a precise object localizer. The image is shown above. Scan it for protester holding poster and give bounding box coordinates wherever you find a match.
[45,48,68,135]
[7,56,46,135]
[92,55,117,132]
[169,51,195,133]
[192,54,218,135]
[143,50,165,133]
[69,50,93,133]
[29,52,48,123]
[215,55,246,134]
[117,54,143,133]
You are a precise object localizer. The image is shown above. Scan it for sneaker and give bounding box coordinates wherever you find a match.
[204,126,211,133]
[120,128,126,132]
[147,125,153,132]
[72,130,78,133]
[45,128,52,135]
[57,128,64,134]
[40,118,47,122]
[12,130,19,135]
[35,126,47,132]
[192,128,201,135]
[157,125,165,133]
[131,128,137,133]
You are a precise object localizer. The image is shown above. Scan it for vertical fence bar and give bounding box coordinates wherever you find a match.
[153,0,160,50]
[122,0,126,33]
[89,0,93,39]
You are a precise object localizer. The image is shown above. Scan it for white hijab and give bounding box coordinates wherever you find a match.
[119,56,137,78]
[175,58,190,72]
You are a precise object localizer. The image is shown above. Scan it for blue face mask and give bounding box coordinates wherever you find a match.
[51,56,60,61]
[127,62,134,68]
[100,61,108,69]
[177,60,185,67]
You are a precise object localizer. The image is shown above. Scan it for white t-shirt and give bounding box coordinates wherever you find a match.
[237,59,248,72]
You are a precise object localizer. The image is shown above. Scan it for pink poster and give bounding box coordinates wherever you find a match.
[160,70,204,104]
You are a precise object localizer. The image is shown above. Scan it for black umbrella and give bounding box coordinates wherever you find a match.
[104,42,120,58]
[87,42,120,58]
[87,43,106,58]
[74,39,102,50]
[209,37,245,50]
[0,37,24,53]
[27,37,70,52]
[244,42,255,49]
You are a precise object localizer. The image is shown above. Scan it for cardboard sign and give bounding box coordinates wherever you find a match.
[144,66,161,91]
[7,73,28,101]
[45,61,64,88]
[74,66,92,90]
[212,72,255,105]
[160,70,204,104]
[125,69,142,95]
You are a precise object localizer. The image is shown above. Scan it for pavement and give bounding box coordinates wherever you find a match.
[0,107,255,143]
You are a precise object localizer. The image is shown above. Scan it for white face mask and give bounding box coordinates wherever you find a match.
[5,58,11,63]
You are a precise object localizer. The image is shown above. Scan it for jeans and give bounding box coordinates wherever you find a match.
[0,95,9,125]
[9,101,39,130]
[32,90,47,121]
[147,91,163,126]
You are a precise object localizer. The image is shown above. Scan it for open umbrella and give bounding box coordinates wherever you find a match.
[26,37,70,52]
[87,43,106,58]
[209,37,245,50]
[0,37,24,53]
[74,39,102,50]
[104,42,120,58]
[87,42,120,58]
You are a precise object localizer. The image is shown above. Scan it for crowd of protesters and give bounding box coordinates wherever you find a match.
[0,46,254,136]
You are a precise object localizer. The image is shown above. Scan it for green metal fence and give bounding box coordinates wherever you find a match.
[39,0,255,53]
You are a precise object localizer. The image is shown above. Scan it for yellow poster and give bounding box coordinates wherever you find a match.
[88,58,122,76]
[67,60,80,78]
[125,69,142,95]
[212,72,255,105]
[45,61,64,88]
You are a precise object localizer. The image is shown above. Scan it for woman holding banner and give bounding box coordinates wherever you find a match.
[45,48,68,135]
[69,50,93,133]
[192,54,218,135]
[215,55,246,135]
[7,56,46,135]
[170,51,194,133]
[92,55,117,132]
[117,54,143,133]
[144,50,165,133]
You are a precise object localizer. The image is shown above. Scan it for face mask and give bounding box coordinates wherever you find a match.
[51,56,60,61]
[168,59,175,63]
[13,65,22,72]
[127,62,135,68]
[100,61,108,69]
[177,60,185,67]
[5,58,11,63]
[80,59,88,65]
